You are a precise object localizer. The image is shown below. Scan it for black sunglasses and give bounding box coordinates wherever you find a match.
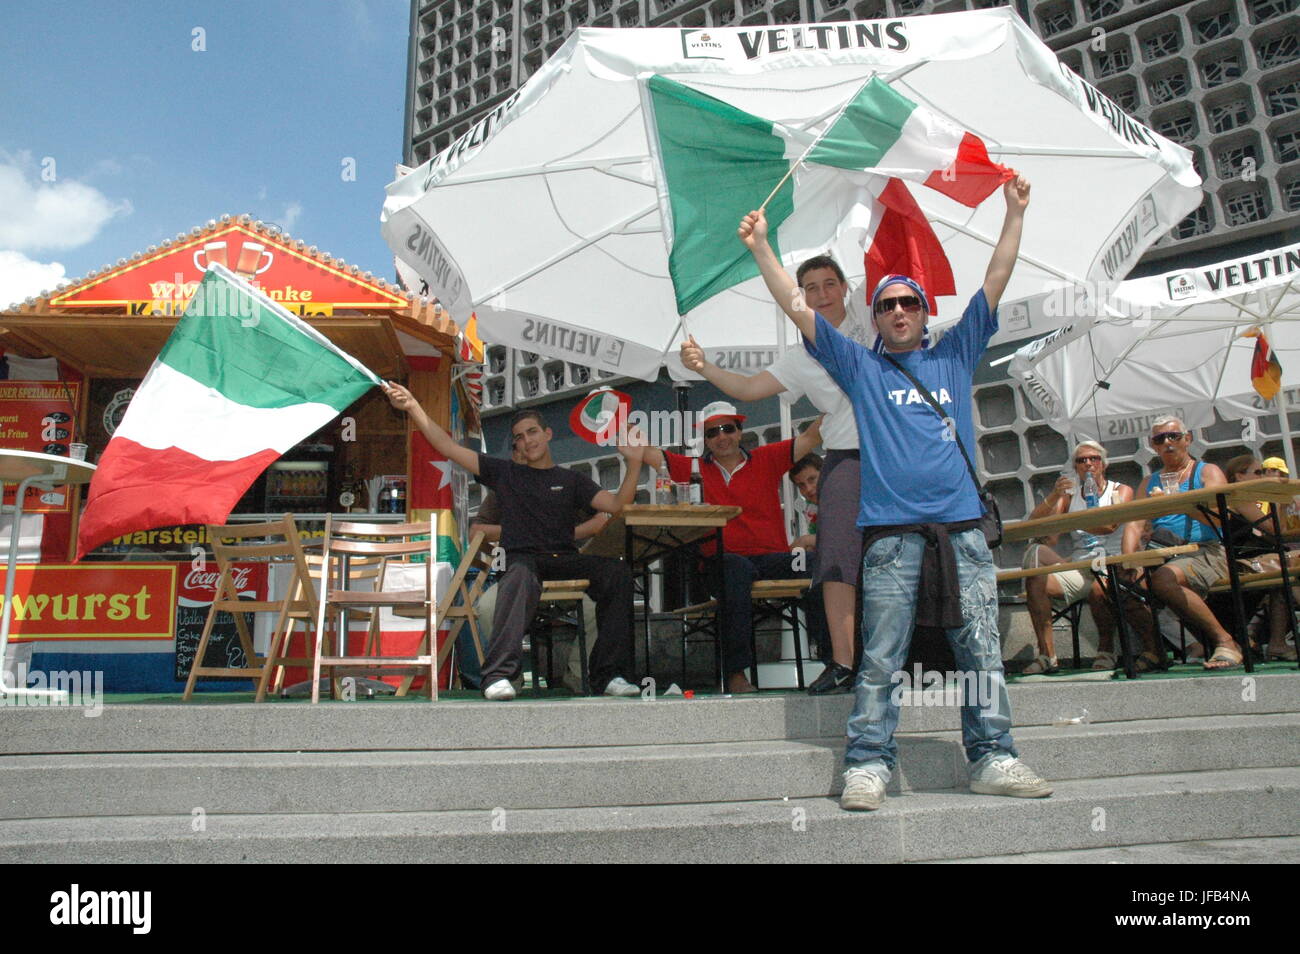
[1151,431,1186,445]
[1074,455,1102,464]
[704,423,739,438]
[874,294,922,315]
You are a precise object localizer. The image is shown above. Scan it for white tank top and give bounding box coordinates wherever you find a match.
[1064,479,1124,558]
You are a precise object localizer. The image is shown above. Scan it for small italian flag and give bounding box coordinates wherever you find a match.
[76,264,380,559]
[1244,326,1283,401]
[645,75,1008,315]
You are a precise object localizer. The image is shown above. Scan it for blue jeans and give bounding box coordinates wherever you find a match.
[844,528,1017,780]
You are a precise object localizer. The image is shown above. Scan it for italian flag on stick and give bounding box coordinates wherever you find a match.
[646,75,1008,315]
[76,264,380,559]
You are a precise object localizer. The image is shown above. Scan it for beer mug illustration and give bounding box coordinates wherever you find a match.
[193,240,229,272]
[235,242,273,277]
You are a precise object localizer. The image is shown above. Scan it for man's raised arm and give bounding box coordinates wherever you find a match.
[383,381,480,476]
[738,209,817,343]
[681,335,785,402]
[982,174,1031,312]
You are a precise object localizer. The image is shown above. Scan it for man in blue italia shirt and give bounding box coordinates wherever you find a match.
[738,174,1052,811]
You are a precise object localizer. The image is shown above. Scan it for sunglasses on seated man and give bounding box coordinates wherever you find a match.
[873,294,923,315]
[704,422,739,439]
[1150,430,1187,445]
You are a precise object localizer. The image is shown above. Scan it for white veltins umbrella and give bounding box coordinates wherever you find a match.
[383,8,1201,382]
[1008,242,1300,467]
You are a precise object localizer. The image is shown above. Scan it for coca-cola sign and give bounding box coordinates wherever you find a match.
[183,565,254,595]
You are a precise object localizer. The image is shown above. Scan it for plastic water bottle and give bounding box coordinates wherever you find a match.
[1083,471,1100,509]
[1078,472,1101,551]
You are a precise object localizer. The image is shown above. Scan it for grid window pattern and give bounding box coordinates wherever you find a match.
[1193,11,1235,42]
[1284,177,1300,209]
[1148,71,1190,103]
[1142,29,1182,60]
[1156,112,1197,141]
[1257,34,1299,68]
[1084,0,1124,20]
[1111,83,1139,109]
[1214,142,1257,177]
[1248,0,1297,22]
[1039,5,1075,34]
[1276,129,1300,162]
[1174,202,1214,238]
[1201,51,1244,86]
[1223,189,1269,223]
[1207,98,1251,131]
[1096,46,1133,76]
[1267,80,1300,115]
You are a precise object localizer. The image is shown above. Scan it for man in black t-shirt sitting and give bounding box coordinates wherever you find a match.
[384,382,645,700]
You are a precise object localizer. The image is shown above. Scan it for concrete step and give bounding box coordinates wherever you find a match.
[1,768,1295,863]
[933,835,1300,864]
[2,673,1295,754]
[3,714,1294,819]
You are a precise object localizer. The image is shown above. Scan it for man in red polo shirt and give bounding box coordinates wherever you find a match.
[638,401,825,693]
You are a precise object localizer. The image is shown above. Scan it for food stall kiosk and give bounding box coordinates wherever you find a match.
[0,215,479,692]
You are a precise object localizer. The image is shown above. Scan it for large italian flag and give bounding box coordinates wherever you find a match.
[76,264,380,559]
[646,75,1008,315]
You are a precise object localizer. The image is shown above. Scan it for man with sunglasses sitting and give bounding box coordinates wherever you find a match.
[738,175,1052,811]
[1121,417,1256,670]
[1022,440,1137,673]
[634,401,826,694]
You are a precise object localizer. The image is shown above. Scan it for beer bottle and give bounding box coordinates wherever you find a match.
[688,455,703,505]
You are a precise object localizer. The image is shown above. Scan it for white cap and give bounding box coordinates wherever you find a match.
[699,400,747,426]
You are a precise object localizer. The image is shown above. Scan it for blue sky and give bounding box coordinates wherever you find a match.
[0,0,412,306]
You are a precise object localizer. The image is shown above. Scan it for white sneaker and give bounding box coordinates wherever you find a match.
[603,676,640,697]
[969,754,1053,798]
[840,767,886,811]
[483,678,516,701]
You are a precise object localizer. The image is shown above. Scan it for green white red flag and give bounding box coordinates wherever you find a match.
[646,74,1003,316]
[76,264,380,559]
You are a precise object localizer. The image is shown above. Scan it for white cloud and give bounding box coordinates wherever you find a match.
[281,201,303,232]
[0,250,66,309]
[0,151,132,252]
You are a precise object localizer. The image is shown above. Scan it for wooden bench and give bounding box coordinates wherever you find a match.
[671,578,815,690]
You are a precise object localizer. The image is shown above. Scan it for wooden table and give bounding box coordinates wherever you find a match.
[583,504,741,690]
[1004,478,1300,674]
[0,450,97,701]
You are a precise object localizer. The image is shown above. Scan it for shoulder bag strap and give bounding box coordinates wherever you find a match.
[881,353,982,494]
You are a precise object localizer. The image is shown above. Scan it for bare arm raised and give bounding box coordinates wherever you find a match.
[383,381,480,476]
[681,335,786,402]
[737,209,817,344]
[982,175,1031,312]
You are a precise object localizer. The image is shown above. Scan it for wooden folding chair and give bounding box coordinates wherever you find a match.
[182,515,317,702]
[266,552,385,698]
[311,517,447,702]
[395,531,490,695]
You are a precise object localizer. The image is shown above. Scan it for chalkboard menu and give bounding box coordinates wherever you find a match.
[174,562,269,682]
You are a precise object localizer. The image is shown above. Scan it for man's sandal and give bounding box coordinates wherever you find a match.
[1023,653,1059,675]
[1091,651,1116,671]
[1202,645,1244,670]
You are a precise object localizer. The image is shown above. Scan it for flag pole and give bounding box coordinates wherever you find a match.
[758,78,868,212]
